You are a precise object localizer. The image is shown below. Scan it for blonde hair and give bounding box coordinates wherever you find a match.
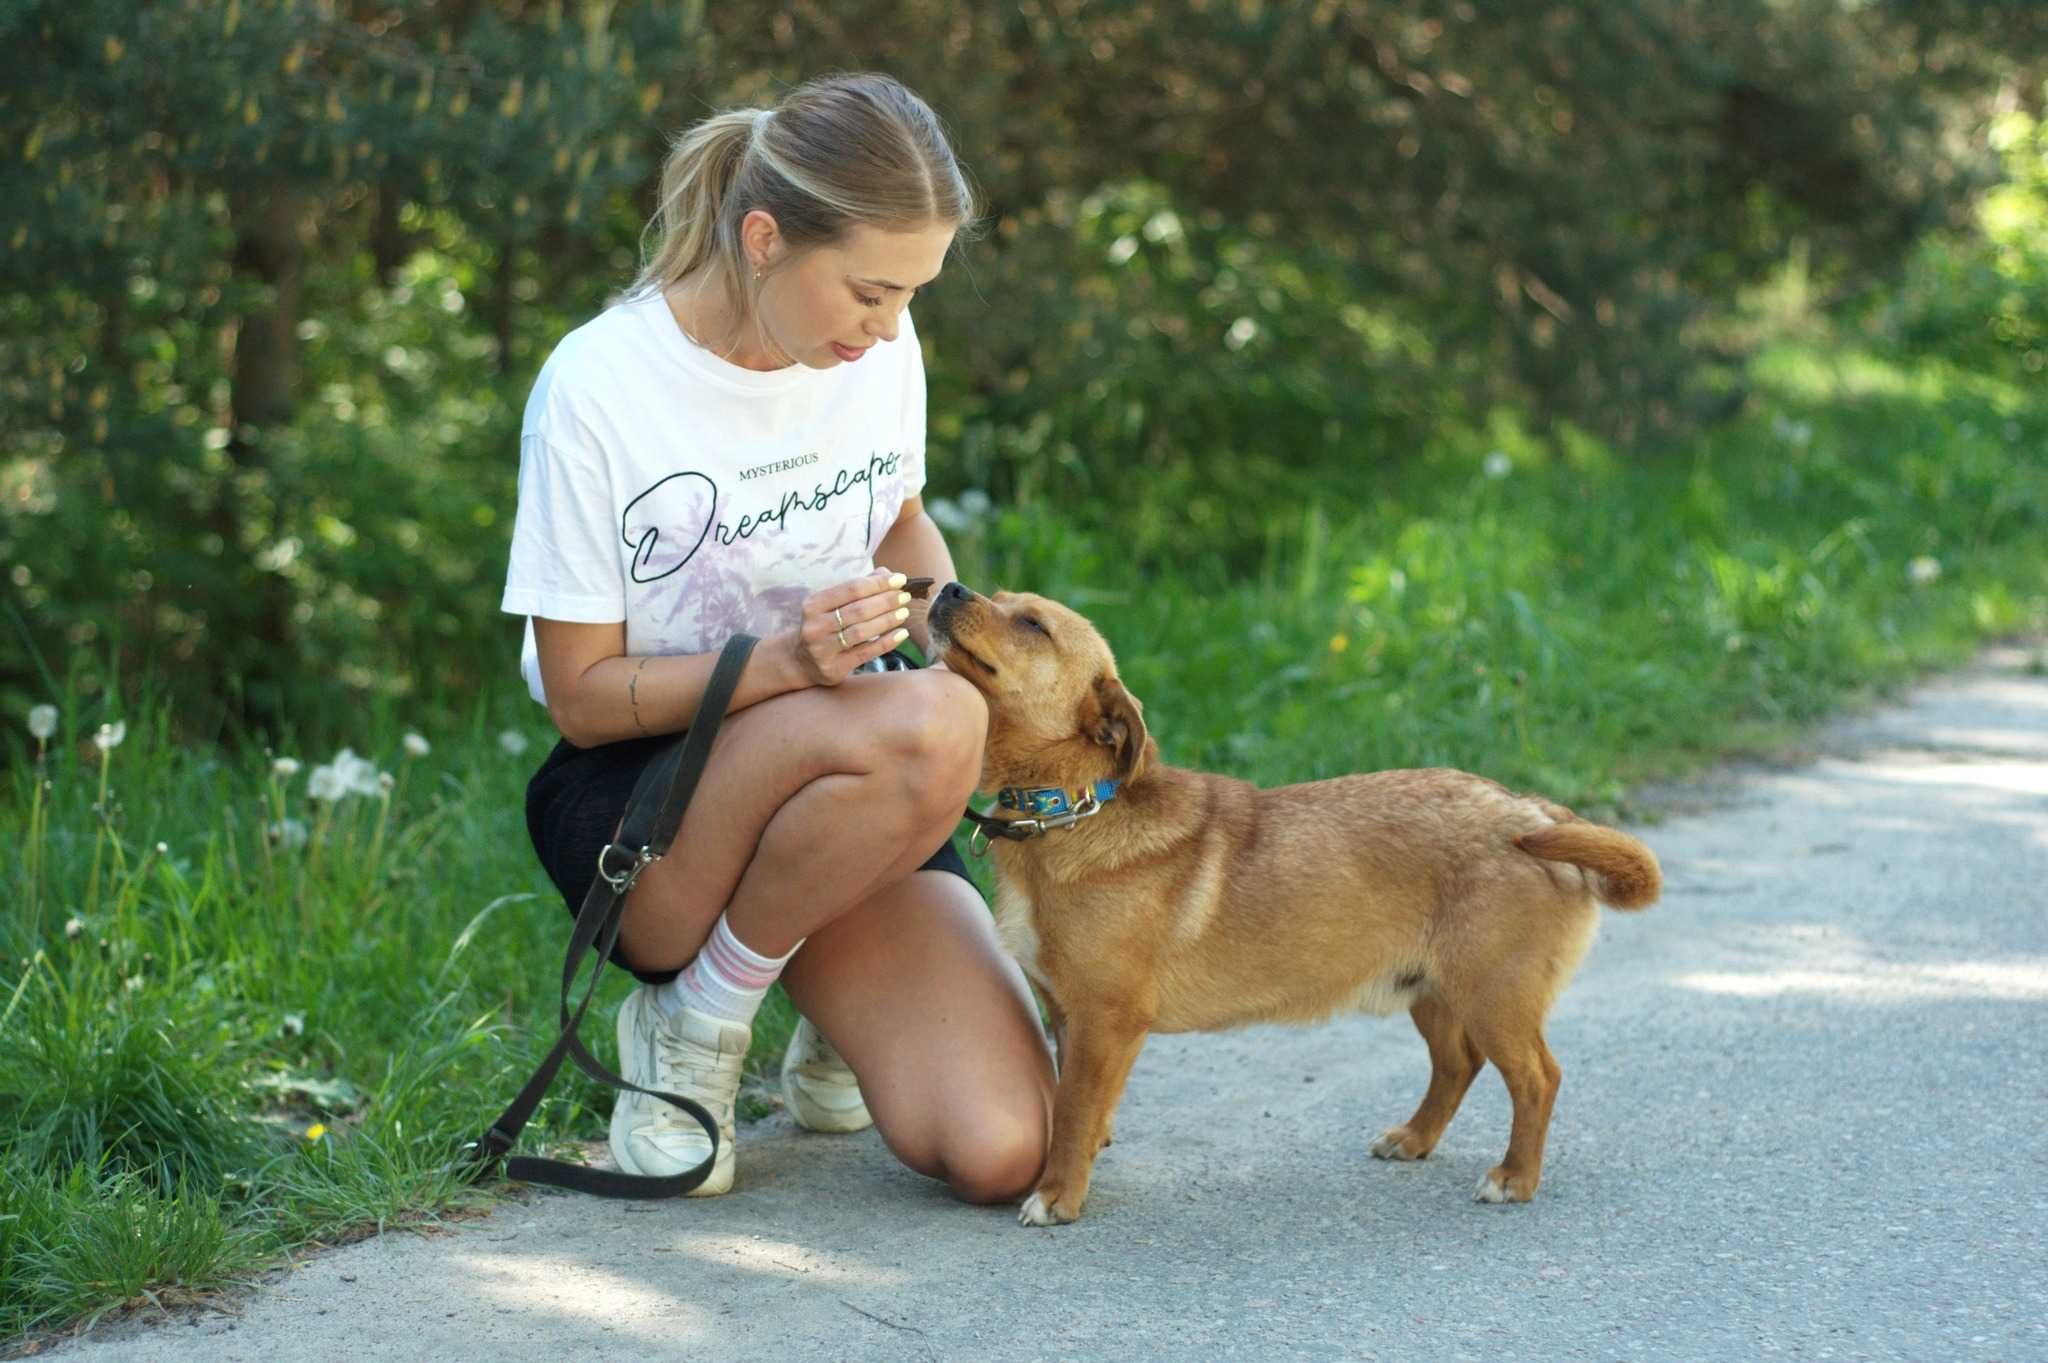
[631,73,978,349]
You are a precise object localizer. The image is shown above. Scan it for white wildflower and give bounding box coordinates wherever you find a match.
[269,818,309,849]
[1482,451,1513,479]
[402,732,430,758]
[313,747,382,799]
[64,917,84,940]
[93,720,126,752]
[344,749,382,796]
[1225,317,1258,350]
[273,756,301,779]
[498,729,530,756]
[1907,556,1942,586]
[377,771,395,795]
[28,705,57,740]
[125,974,145,993]
[282,1012,306,1037]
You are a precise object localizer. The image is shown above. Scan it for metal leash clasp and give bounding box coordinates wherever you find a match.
[597,841,660,895]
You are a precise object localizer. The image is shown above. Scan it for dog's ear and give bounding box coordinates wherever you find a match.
[1086,676,1149,783]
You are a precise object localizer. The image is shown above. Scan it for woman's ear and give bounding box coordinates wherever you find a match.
[1088,677,1150,784]
[740,208,783,272]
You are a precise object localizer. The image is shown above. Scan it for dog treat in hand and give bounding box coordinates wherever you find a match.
[904,577,936,600]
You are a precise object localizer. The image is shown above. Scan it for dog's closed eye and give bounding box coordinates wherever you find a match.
[1018,615,1050,636]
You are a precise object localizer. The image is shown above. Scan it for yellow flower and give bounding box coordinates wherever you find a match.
[306,1123,328,1142]
[1329,634,1349,654]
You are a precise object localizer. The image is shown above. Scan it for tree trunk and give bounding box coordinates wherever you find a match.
[224,188,306,728]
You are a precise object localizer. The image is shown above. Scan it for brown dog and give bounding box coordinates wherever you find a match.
[925,583,1661,1226]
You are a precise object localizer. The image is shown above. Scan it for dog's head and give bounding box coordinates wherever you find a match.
[927,582,1153,794]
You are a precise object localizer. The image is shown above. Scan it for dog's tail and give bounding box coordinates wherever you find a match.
[1514,818,1662,911]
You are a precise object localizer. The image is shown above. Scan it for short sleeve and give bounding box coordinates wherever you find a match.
[897,310,928,498]
[500,434,625,622]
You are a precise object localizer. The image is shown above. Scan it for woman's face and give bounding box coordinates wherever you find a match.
[752,220,954,371]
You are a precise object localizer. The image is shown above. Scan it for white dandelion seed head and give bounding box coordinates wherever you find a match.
[498,729,530,756]
[1907,556,1942,586]
[272,756,301,779]
[1482,451,1513,479]
[28,705,57,740]
[319,747,382,798]
[307,765,345,802]
[64,917,84,940]
[93,720,126,752]
[282,1012,306,1037]
[377,771,395,795]
[269,818,309,849]
[402,732,430,758]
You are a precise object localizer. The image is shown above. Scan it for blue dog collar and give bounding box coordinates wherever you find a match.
[996,780,1121,818]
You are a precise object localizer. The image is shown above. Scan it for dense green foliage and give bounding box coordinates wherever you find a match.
[4,0,2045,736]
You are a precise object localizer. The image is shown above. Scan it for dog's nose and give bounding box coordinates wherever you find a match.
[936,581,971,606]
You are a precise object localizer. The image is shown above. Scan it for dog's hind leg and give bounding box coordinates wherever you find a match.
[1371,991,1486,1162]
[1461,1004,1561,1204]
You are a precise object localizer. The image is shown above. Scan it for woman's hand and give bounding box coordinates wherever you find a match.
[787,568,913,686]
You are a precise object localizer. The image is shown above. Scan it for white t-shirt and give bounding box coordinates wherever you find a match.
[499,289,927,706]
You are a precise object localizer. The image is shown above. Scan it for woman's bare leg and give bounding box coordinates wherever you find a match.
[781,869,1055,1203]
[611,666,987,970]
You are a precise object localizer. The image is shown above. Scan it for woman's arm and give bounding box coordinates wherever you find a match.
[536,570,912,747]
[873,495,958,656]
[535,619,812,748]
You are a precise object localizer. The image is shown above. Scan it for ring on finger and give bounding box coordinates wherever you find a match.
[833,607,845,629]
[835,626,851,650]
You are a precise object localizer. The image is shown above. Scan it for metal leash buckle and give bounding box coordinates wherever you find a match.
[597,841,659,894]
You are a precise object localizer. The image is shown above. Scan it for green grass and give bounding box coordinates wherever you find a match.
[3,340,2044,1340]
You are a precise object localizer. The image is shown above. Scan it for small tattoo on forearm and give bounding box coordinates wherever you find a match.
[628,658,653,734]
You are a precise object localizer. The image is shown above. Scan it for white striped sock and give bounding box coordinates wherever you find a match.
[657,915,798,1027]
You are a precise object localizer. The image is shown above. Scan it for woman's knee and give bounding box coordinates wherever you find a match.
[936,1110,1048,1205]
[890,672,988,815]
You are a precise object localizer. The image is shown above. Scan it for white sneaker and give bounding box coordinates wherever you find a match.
[610,985,749,1195]
[780,1015,873,1133]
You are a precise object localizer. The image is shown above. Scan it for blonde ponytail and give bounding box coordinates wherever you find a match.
[628,74,978,350]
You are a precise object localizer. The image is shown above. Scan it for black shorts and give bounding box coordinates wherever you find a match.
[523,664,976,986]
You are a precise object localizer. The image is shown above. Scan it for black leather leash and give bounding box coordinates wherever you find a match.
[460,633,759,1199]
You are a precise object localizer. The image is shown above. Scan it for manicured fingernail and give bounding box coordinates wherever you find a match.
[893,628,909,643]
[895,607,910,622]
[888,572,907,588]
[898,591,912,606]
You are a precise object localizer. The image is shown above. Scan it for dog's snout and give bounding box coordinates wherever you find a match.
[936,581,971,606]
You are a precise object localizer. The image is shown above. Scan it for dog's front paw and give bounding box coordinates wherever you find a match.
[1370,1125,1431,1161]
[1474,1166,1539,1203]
[1018,1184,1083,1227]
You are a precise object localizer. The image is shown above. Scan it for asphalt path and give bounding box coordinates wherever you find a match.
[46,644,2048,1362]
